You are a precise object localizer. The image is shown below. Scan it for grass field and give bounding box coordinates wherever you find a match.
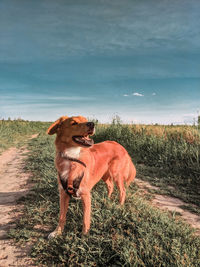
[3,119,199,266]
[0,119,49,153]
[95,120,200,209]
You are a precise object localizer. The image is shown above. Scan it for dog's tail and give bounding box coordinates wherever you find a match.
[126,159,136,187]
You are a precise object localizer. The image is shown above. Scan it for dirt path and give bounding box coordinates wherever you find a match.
[0,135,37,267]
[135,178,200,235]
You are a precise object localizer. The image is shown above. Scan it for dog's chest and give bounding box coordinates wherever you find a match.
[56,155,84,198]
[55,154,70,179]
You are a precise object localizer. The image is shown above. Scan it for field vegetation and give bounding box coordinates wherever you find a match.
[100,123,200,144]
[131,124,200,144]
[0,119,48,153]
[1,118,198,266]
[96,120,200,209]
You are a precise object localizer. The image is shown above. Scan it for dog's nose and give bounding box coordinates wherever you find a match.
[87,122,95,129]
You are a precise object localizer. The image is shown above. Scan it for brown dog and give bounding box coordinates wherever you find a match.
[47,115,136,238]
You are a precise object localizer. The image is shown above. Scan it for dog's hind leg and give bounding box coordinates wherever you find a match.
[115,177,126,205]
[106,178,114,198]
[48,187,70,239]
[102,173,114,198]
[126,160,136,187]
[108,161,126,205]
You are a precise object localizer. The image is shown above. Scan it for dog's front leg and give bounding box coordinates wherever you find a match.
[48,187,70,239]
[81,192,91,234]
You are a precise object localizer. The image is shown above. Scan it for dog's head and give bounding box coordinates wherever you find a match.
[47,116,95,147]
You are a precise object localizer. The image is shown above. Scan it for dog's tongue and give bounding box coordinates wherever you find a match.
[84,136,94,145]
[73,135,94,146]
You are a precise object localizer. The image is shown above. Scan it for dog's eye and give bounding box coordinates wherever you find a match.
[71,121,78,126]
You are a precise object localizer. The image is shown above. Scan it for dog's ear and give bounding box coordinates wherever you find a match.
[47,116,68,135]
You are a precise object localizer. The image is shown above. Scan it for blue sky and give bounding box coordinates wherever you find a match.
[0,0,200,124]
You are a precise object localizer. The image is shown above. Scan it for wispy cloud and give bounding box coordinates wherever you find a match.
[133,92,144,97]
[46,96,94,101]
[152,93,156,96]
[123,94,129,97]
[2,94,94,102]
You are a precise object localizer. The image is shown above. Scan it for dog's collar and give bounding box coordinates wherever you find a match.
[58,151,86,168]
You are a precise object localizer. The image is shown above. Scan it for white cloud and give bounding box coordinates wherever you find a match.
[152,92,156,96]
[133,92,144,97]
[46,96,94,101]
[1,94,94,102]
[123,94,129,97]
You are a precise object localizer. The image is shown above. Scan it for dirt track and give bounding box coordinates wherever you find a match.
[135,178,200,235]
[0,137,37,267]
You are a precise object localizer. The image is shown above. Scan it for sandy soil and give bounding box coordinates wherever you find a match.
[135,178,200,235]
[0,135,38,267]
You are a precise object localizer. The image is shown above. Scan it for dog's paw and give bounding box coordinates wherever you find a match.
[82,228,89,235]
[48,230,61,239]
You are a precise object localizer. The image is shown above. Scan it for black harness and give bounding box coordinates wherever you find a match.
[58,153,86,197]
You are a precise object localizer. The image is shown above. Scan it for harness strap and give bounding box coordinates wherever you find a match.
[59,173,71,197]
[59,172,84,197]
[58,152,86,196]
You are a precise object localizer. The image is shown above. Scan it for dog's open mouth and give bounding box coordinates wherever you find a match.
[72,134,94,147]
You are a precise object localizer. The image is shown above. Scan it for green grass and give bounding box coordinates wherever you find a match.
[94,122,200,210]
[136,164,200,213]
[10,130,200,266]
[0,119,49,153]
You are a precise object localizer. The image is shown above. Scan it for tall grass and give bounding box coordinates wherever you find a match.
[95,121,200,179]
[94,120,200,207]
[131,124,200,144]
[0,119,49,153]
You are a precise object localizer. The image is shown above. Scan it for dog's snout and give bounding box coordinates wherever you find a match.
[87,122,95,129]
